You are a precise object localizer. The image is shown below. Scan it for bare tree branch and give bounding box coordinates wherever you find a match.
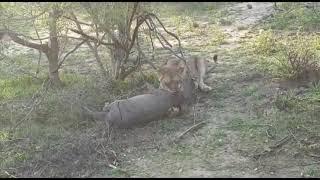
[3,30,48,52]
[51,39,88,73]
[70,12,108,77]
[97,32,107,47]
[62,15,93,26]
[148,13,183,54]
[127,15,147,55]
[147,18,173,48]
[3,11,46,21]
[69,28,115,47]
[0,29,85,43]
[127,2,139,41]
[31,10,43,76]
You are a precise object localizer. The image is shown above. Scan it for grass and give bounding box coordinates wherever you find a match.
[237,25,248,31]
[209,81,233,100]
[123,126,228,177]
[0,55,173,178]
[241,85,259,97]
[0,76,43,100]
[263,2,320,31]
[153,2,228,50]
[151,2,221,18]
[221,74,320,165]
[0,68,112,177]
[244,28,320,81]
[0,73,91,101]
[208,25,228,46]
[303,166,320,177]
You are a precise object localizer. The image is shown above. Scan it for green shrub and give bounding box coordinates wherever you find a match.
[251,30,320,80]
[266,3,320,31]
[273,34,320,80]
[208,25,227,46]
[0,76,43,100]
[251,30,279,56]
[171,15,197,36]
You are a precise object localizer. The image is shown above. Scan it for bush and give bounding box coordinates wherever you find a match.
[273,34,320,80]
[251,30,320,81]
[208,25,227,46]
[251,30,279,56]
[266,2,320,31]
[171,15,197,36]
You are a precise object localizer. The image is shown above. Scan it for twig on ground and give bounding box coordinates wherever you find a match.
[174,121,206,142]
[2,170,16,178]
[107,164,130,176]
[269,134,292,149]
[251,134,292,159]
[217,123,273,129]
[288,129,304,147]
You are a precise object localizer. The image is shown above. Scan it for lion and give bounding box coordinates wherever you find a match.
[158,54,218,114]
[158,54,218,93]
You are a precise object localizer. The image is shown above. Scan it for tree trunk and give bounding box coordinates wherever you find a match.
[47,8,62,86]
[3,8,63,87]
[111,24,128,80]
[47,51,61,86]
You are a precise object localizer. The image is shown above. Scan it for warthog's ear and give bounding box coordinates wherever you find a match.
[213,54,218,63]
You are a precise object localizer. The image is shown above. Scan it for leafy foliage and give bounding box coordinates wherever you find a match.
[266,2,320,31]
[249,29,320,80]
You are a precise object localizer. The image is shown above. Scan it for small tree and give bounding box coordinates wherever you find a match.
[0,2,87,86]
[69,2,186,80]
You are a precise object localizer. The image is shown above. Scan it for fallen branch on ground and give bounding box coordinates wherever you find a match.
[3,170,16,178]
[217,123,273,129]
[174,121,206,142]
[107,164,130,176]
[251,134,292,159]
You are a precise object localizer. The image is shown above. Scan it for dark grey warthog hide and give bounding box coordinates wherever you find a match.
[83,89,184,128]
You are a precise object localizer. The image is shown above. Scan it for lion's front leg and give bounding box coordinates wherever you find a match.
[196,58,212,92]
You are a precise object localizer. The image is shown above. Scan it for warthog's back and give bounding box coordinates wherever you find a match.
[103,89,184,128]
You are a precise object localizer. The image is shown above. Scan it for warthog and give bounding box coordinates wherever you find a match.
[82,89,185,128]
